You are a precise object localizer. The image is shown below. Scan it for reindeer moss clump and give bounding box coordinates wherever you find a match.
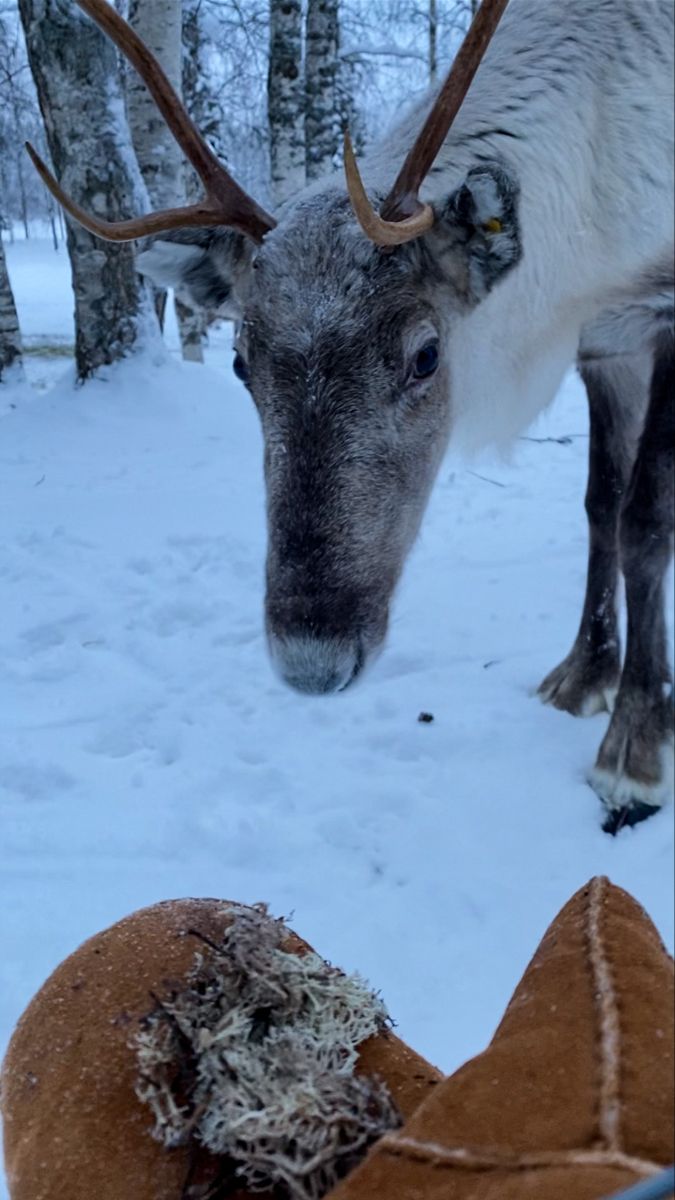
[135,904,401,1199]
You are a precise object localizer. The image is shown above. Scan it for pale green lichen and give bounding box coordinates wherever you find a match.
[135,904,400,1199]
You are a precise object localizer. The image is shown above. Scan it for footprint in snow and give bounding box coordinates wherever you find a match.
[0,763,75,801]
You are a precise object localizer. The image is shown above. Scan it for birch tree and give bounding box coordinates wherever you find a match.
[126,0,203,361]
[429,0,438,83]
[180,0,232,359]
[18,0,155,381]
[305,0,340,181]
[182,0,230,180]
[127,0,182,217]
[0,7,46,238]
[268,0,305,207]
[0,237,22,382]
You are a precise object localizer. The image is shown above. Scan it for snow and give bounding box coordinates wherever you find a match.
[2,235,74,351]
[1,240,673,1196]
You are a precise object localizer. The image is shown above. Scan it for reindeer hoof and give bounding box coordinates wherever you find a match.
[537,655,619,718]
[590,728,673,834]
[601,801,662,836]
[591,761,668,834]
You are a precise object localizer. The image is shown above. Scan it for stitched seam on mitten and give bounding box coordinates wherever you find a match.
[587,875,622,1152]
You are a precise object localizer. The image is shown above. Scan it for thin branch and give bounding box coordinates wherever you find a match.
[341,44,428,64]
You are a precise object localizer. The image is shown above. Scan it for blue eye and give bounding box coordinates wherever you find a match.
[233,352,249,383]
[412,341,439,380]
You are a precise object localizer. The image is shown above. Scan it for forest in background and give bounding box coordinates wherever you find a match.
[0,0,477,380]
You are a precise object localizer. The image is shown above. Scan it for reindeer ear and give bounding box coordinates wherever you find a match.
[136,227,253,318]
[431,162,521,305]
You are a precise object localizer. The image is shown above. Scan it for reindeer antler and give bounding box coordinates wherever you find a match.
[345,0,510,247]
[26,0,276,245]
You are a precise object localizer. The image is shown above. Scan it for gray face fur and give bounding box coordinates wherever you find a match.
[252,202,450,694]
[139,168,521,693]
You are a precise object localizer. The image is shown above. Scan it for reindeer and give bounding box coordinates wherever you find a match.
[30,0,674,832]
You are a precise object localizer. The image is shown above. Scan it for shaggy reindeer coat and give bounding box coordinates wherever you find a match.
[140,0,675,830]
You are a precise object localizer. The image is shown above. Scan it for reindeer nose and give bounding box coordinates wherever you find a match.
[268,633,362,695]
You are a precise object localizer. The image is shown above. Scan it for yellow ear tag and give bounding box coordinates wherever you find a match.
[483,217,503,234]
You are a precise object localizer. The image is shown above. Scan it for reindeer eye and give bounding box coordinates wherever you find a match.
[412,340,439,380]
[233,352,249,384]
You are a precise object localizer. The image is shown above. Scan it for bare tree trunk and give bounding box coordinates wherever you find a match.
[14,145,30,239]
[305,0,340,181]
[127,0,203,360]
[178,0,221,357]
[8,83,31,239]
[0,237,23,382]
[336,47,364,158]
[268,0,305,207]
[18,0,156,382]
[429,0,438,84]
[182,0,229,189]
[127,0,182,213]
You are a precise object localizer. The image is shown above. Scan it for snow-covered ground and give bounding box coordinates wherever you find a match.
[1,239,673,1196]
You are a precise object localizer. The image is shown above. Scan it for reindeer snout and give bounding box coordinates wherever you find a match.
[264,569,390,695]
[267,632,363,695]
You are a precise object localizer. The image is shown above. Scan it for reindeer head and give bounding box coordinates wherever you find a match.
[139,167,519,693]
[30,0,519,694]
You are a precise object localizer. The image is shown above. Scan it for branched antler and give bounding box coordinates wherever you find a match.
[344,0,510,246]
[26,0,276,245]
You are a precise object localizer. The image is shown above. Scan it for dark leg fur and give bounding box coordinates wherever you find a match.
[539,357,643,716]
[589,334,675,831]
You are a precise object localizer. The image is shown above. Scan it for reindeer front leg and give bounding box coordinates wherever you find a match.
[538,355,644,716]
[590,335,674,833]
